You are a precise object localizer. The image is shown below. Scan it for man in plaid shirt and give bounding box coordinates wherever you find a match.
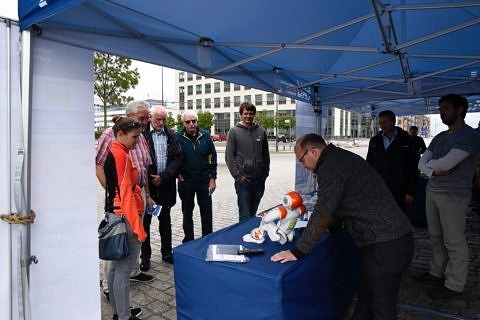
[96,100,155,301]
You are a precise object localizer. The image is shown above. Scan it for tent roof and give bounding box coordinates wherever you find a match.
[18,0,480,113]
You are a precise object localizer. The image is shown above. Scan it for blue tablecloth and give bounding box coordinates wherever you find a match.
[173,217,359,320]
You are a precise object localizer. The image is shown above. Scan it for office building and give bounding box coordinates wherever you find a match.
[175,71,296,136]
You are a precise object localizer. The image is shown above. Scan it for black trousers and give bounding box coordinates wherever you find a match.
[351,233,414,320]
[141,205,172,258]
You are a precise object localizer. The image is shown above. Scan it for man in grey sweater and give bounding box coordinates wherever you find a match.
[225,102,270,221]
[272,133,413,320]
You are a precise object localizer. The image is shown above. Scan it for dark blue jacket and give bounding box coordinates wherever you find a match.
[176,128,217,184]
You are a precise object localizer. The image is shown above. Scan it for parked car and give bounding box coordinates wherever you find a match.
[212,134,227,142]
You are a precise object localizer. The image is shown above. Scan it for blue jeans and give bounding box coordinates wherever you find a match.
[235,178,265,221]
[178,180,213,243]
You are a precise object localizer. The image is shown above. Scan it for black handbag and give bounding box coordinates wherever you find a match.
[98,212,129,260]
[98,152,129,260]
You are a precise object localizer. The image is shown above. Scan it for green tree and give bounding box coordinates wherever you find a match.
[255,110,275,130]
[198,111,214,130]
[94,52,140,129]
[176,114,183,131]
[166,112,176,129]
[278,116,296,130]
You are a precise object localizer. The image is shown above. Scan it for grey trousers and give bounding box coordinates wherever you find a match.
[108,221,141,320]
[426,191,470,292]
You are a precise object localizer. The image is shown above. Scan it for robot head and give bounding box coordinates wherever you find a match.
[282,191,303,209]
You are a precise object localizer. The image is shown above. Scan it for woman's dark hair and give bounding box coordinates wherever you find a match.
[104,152,120,212]
[112,116,141,137]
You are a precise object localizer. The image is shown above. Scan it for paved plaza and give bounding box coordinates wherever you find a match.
[99,142,480,320]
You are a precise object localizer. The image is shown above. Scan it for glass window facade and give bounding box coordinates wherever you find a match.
[267,93,274,105]
[214,112,231,134]
[255,94,263,106]
[234,96,241,107]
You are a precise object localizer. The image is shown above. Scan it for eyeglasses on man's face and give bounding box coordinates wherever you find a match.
[185,119,197,124]
[298,149,309,163]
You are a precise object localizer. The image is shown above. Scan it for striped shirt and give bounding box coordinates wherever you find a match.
[96,127,151,187]
[150,127,168,174]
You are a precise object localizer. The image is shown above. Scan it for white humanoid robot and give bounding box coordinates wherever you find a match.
[243,191,307,245]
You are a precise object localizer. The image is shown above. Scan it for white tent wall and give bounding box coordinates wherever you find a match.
[0,19,22,320]
[27,37,100,319]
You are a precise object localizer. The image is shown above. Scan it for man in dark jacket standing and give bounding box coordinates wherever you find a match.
[367,110,419,211]
[141,105,182,268]
[176,111,217,243]
[272,134,413,320]
[226,102,270,222]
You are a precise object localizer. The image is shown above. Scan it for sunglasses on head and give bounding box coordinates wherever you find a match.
[185,119,197,124]
[125,121,141,129]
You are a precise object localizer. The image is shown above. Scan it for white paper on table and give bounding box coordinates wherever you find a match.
[206,244,249,263]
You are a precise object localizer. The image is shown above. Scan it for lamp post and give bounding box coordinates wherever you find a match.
[275,94,278,152]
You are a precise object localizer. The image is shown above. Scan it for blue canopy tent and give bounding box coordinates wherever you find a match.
[4,1,480,319]
[18,0,480,109]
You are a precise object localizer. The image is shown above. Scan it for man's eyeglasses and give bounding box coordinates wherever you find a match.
[298,149,309,163]
[185,119,197,124]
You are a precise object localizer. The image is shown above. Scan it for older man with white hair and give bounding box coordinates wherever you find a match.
[141,105,182,268]
[176,111,217,243]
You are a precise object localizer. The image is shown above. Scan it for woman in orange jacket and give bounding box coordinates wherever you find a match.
[104,116,147,320]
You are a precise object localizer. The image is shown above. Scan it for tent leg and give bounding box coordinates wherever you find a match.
[5,18,13,320]
[15,29,34,320]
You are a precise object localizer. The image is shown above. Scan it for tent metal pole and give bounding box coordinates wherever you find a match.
[396,18,480,51]
[5,18,13,320]
[410,53,480,60]
[212,13,374,75]
[412,60,480,81]
[285,57,398,92]
[391,1,480,11]
[20,29,34,320]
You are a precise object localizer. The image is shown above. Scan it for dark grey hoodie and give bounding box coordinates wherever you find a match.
[225,122,270,180]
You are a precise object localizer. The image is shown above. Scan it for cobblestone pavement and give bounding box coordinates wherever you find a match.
[99,144,480,320]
